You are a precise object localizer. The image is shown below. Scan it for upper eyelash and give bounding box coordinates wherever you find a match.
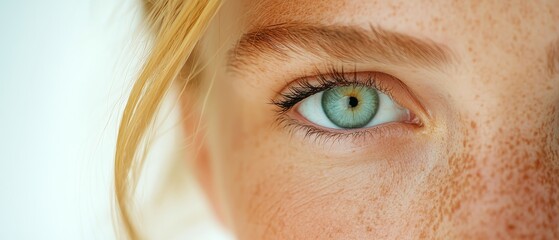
[270,66,391,115]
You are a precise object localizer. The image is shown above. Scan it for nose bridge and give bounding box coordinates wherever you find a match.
[445,95,559,237]
[468,85,559,192]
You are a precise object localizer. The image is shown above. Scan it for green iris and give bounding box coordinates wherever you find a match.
[321,85,379,128]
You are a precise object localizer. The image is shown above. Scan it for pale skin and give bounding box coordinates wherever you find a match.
[182,0,559,239]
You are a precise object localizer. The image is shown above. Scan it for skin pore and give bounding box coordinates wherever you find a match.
[184,0,559,239]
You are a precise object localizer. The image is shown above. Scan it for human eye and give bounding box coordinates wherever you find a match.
[272,67,421,139]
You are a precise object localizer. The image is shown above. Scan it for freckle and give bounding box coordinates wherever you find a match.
[507,223,516,231]
[358,208,365,215]
[470,121,477,129]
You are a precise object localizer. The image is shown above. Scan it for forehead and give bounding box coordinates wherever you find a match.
[235,0,558,41]
[242,0,443,24]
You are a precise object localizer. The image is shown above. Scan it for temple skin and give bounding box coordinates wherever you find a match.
[184,0,559,239]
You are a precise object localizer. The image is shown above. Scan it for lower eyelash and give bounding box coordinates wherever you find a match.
[275,115,415,145]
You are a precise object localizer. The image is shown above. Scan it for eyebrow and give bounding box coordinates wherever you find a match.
[227,23,455,73]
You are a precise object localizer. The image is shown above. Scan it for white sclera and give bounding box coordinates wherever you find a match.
[297,90,408,130]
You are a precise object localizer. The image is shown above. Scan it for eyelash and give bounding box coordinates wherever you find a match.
[275,116,412,144]
[270,67,406,141]
[271,67,393,114]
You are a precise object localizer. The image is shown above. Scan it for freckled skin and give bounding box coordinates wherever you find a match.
[189,0,559,239]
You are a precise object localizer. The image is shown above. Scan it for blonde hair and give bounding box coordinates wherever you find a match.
[114,0,220,238]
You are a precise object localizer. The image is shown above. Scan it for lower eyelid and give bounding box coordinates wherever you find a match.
[287,103,415,133]
[278,115,419,145]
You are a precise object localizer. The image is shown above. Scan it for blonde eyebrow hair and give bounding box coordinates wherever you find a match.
[228,23,455,72]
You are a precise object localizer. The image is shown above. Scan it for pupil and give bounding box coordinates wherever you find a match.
[348,96,359,108]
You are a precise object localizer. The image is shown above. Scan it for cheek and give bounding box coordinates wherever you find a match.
[223,145,433,238]
[410,106,559,239]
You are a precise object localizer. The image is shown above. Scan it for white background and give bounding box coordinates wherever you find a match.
[0,0,149,239]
